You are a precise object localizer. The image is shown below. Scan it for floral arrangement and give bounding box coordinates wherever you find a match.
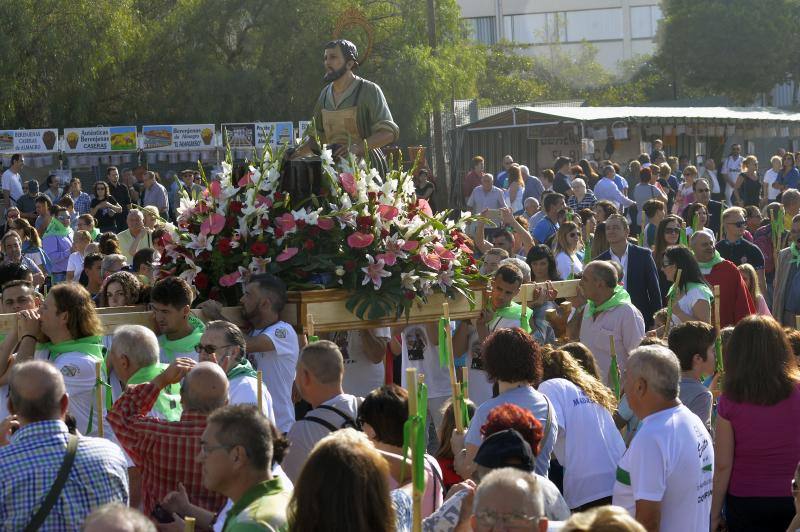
[157,142,482,320]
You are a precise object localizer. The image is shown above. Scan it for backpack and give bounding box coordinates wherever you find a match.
[303,404,362,432]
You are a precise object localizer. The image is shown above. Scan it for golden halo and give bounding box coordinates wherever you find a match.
[332,7,374,66]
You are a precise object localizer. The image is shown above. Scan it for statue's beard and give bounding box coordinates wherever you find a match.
[323,64,349,82]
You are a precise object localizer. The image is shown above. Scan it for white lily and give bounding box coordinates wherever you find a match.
[186,233,214,252]
[320,147,334,167]
[400,271,419,291]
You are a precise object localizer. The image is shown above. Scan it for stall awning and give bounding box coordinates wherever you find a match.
[462,106,800,131]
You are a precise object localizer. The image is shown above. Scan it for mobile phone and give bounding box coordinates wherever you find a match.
[151,505,174,524]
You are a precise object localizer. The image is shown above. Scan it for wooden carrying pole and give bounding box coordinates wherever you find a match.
[713,285,721,333]
[406,368,422,532]
[306,313,316,340]
[184,517,196,532]
[257,370,264,416]
[95,362,104,438]
[442,303,464,433]
[795,315,799,331]
[520,284,529,325]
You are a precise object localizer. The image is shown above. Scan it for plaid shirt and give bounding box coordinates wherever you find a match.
[70,191,92,215]
[107,382,225,516]
[0,420,128,530]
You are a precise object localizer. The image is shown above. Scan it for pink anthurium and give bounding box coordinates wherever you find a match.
[377,204,399,221]
[338,172,357,196]
[277,247,299,262]
[347,232,375,249]
[219,271,242,287]
[200,213,226,236]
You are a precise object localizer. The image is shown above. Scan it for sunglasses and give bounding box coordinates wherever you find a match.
[726,220,746,228]
[195,343,235,354]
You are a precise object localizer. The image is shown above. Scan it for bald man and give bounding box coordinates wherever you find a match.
[281,340,361,482]
[0,361,128,529]
[107,358,228,516]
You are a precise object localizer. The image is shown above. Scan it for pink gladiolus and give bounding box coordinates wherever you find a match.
[209,180,222,199]
[317,217,335,230]
[200,213,226,236]
[339,172,357,196]
[421,252,442,271]
[277,247,299,262]
[377,204,399,221]
[219,271,242,287]
[434,243,456,260]
[347,232,374,249]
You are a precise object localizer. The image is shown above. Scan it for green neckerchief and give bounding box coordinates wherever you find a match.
[90,227,100,241]
[586,285,631,318]
[159,319,205,362]
[45,336,108,434]
[696,250,724,273]
[127,363,182,422]
[790,243,800,267]
[44,217,70,238]
[227,358,258,380]
[492,302,532,333]
[667,281,714,302]
[221,478,285,532]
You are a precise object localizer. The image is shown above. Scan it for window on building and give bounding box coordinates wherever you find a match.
[465,16,497,45]
[503,12,564,44]
[503,8,622,44]
[565,8,623,41]
[630,5,663,39]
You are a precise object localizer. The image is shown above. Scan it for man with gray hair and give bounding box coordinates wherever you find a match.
[470,467,548,532]
[198,320,275,422]
[612,345,713,532]
[82,503,155,532]
[576,260,645,385]
[108,324,182,421]
[116,209,153,263]
[281,339,361,482]
[0,361,128,529]
[594,164,635,210]
[101,253,127,279]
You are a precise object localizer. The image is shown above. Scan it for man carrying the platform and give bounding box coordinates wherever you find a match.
[292,39,399,173]
[199,273,299,434]
[150,276,205,364]
[0,280,41,422]
[454,263,533,405]
[15,283,110,437]
[197,320,275,422]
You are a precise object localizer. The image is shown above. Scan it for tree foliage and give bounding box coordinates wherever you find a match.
[654,0,800,104]
[0,0,482,145]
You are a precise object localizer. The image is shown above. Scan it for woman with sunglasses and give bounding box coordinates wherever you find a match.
[774,152,800,194]
[661,246,712,325]
[553,222,583,281]
[41,206,74,284]
[2,205,20,237]
[90,180,122,233]
[653,215,684,302]
[673,165,697,215]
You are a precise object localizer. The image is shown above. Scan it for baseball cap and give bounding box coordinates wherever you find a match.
[474,429,535,472]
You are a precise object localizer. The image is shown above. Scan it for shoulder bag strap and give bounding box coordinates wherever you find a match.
[539,395,554,452]
[24,434,79,532]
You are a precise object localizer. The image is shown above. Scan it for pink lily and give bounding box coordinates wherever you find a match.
[361,255,392,290]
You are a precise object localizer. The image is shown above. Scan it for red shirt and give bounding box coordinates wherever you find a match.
[463,170,483,199]
[107,382,226,516]
[704,260,755,327]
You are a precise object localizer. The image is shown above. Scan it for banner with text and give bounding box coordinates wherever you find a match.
[0,129,59,153]
[221,122,295,149]
[142,124,216,150]
[63,126,138,153]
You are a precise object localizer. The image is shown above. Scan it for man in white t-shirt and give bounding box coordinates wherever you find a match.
[1,154,24,208]
[197,320,275,423]
[330,328,389,398]
[763,154,782,202]
[16,283,111,437]
[612,345,714,532]
[222,273,299,433]
[282,340,361,482]
[398,321,452,439]
[720,144,744,205]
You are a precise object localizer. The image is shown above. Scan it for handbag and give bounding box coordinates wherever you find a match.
[24,434,79,532]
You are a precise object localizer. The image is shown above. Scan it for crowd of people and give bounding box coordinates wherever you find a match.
[0,143,798,531]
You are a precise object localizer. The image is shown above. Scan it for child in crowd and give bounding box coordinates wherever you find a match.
[667,321,716,431]
[66,230,92,283]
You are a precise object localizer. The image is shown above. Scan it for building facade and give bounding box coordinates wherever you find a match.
[459,0,662,75]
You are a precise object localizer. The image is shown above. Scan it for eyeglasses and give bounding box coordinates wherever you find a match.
[195,343,235,354]
[665,227,681,235]
[662,259,674,267]
[475,510,539,530]
[726,220,746,228]
[199,442,232,456]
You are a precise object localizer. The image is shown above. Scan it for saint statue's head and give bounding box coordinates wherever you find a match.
[323,39,359,82]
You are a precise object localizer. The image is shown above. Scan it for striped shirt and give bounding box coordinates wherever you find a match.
[0,420,128,530]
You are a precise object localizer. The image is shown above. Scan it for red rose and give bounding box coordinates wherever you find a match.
[261,218,270,229]
[296,219,306,229]
[229,201,244,214]
[344,260,356,272]
[273,192,284,202]
[356,216,372,228]
[308,226,321,237]
[380,229,389,239]
[194,272,209,290]
[218,238,233,256]
[303,240,315,251]
[251,241,268,257]
[274,226,284,238]
[404,290,416,300]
